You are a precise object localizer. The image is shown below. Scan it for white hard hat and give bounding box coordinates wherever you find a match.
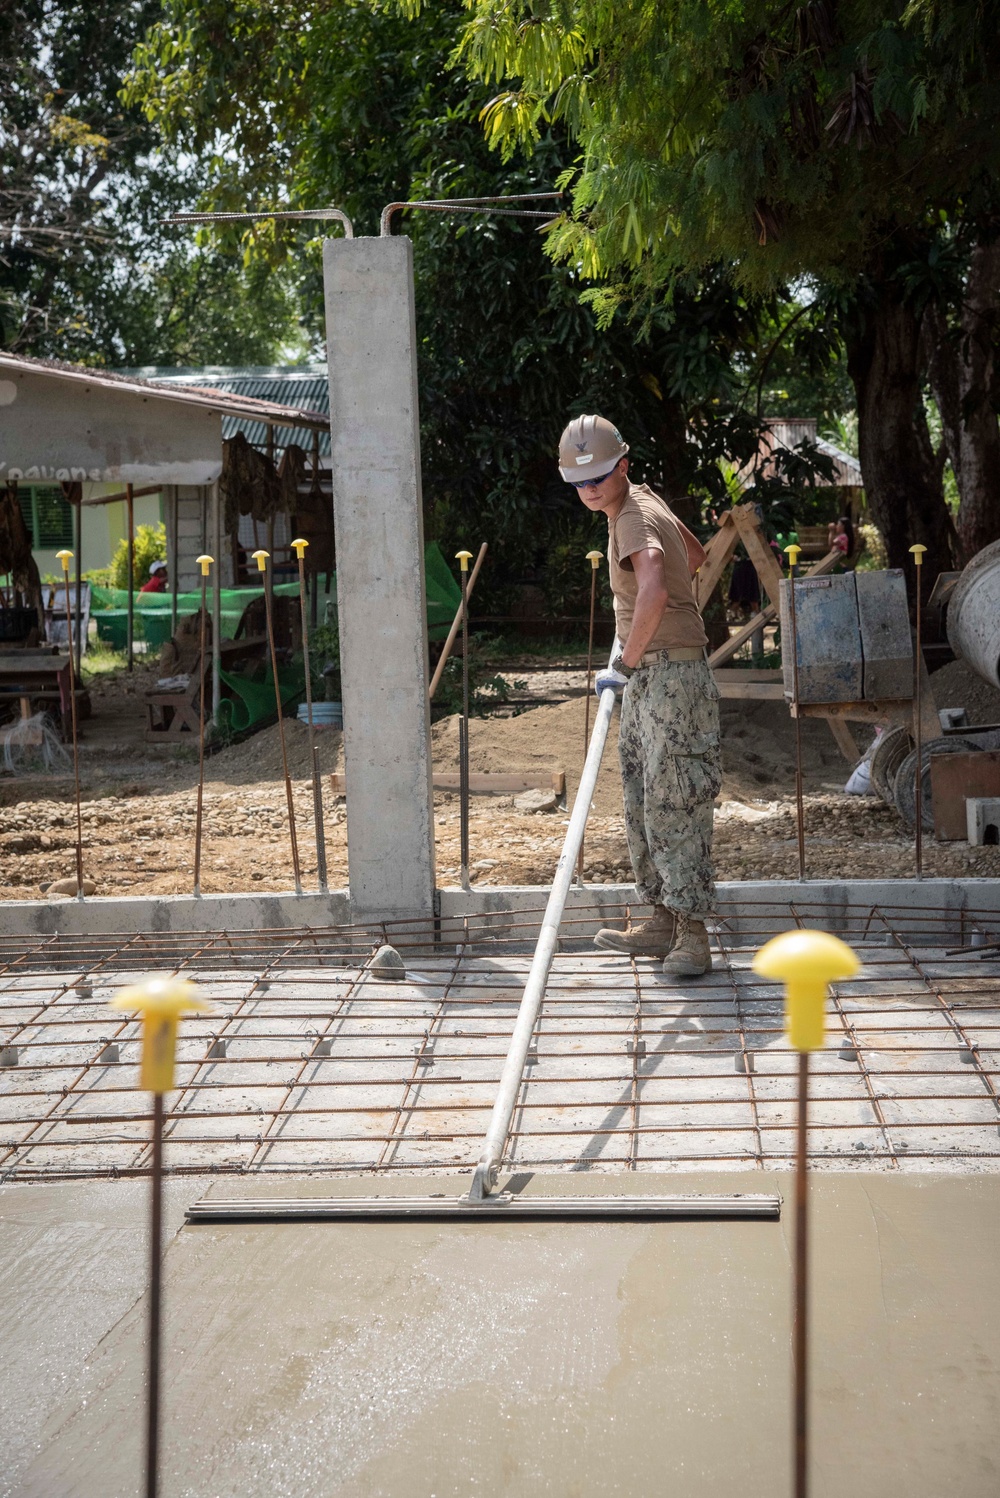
[149,560,167,575]
[558,414,629,483]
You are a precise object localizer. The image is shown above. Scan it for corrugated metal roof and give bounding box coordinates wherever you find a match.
[0,353,328,436]
[760,416,863,487]
[124,365,331,459]
[742,419,868,488]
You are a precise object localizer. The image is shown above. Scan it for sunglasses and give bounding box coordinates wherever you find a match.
[568,465,618,490]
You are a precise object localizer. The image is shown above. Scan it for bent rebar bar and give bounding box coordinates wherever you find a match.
[466,654,620,1200]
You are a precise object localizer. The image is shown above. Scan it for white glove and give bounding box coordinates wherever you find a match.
[594,664,628,697]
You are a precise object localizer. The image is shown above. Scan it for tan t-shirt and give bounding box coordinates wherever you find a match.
[608,483,708,651]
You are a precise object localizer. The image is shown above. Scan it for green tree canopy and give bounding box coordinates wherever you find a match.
[127,0,840,611]
[0,0,303,364]
[441,0,1000,576]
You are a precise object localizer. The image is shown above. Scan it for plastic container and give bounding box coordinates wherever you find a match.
[298,701,343,729]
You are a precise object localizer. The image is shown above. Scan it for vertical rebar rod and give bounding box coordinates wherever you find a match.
[193,569,209,896]
[145,1092,164,1498]
[260,559,302,893]
[61,577,85,895]
[170,487,180,638]
[787,557,806,880]
[73,499,82,675]
[794,1050,810,1498]
[295,544,327,891]
[914,573,924,878]
[126,483,135,672]
[211,481,222,725]
[577,555,601,884]
[459,563,471,891]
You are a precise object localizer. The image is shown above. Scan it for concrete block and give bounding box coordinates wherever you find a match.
[856,569,913,699]
[940,707,969,730]
[781,574,863,703]
[324,235,435,922]
[966,796,1000,846]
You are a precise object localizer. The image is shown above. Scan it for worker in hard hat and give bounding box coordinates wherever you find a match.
[559,414,720,977]
[140,560,168,594]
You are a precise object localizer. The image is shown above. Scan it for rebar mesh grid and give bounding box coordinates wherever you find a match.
[2,900,999,1182]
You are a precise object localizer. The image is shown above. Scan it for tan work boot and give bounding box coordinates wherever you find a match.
[594,904,676,957]
[660,913,712,977]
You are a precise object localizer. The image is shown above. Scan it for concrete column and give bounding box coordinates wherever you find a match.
[324,235,435,921]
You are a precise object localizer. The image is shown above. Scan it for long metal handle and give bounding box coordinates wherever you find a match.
[467,655,619,1200]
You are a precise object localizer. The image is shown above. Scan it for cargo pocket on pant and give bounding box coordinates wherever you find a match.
[673,750,722,806]
[678,670,721,760]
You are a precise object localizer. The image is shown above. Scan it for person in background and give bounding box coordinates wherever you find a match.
[139,560,168,594]
[827,515,855,559]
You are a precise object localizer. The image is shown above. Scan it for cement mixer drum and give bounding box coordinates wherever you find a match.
[947,538,1000,688]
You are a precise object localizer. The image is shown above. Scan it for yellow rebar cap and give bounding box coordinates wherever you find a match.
[110,978,214,1094]
[586,549,603,568]
[55,548,73,571]
[196,553,214,576]
[784,543,801,567]
[456,549,473,571]
[291,537,309,559]
[250,548,269,573]
[909,543,927,565]
[752,929,860,1052]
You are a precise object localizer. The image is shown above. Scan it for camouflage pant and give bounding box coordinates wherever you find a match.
[618,658,721,916]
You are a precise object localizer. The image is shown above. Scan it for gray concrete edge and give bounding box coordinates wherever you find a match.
[2,877,999,936]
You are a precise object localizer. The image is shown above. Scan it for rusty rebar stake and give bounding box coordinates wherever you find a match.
[577,552,602,884]
[794,1050,810,1498]
[294,542,327,891]
[911,546,926,878]
[57,559,85,894]
[459,558,471,890]
[193,567,209,895]
[786,556,807,880]
[255,552,302,893]
[126,482,135,672]
[146,1092,164,1498]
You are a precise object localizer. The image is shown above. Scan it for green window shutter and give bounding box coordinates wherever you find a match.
[31,486,74,548]
[16,490,38,548]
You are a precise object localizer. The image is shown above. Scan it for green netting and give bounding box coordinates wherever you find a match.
[216,659,305,735]
[90,582,301,646]
[424,541,462,639]
[89,544,462,644]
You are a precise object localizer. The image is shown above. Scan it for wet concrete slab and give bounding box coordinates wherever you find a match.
[4,1171,998,1497]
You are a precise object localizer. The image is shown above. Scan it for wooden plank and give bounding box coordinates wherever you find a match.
[694,512,739,609]
[713,669,784,683]
[709,604,777,668]
[794,699,914,727]
[713,667,784,700]
[0,724,44,748]
[328,770,566,797]
[930,752,1000,841]
[715,679,785,700]
[730,504,785,609]
[825,716,860,764]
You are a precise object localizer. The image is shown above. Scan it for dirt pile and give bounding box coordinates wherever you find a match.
[929,659,1000,725]
[206,719,344,785]
[433,695,851,814]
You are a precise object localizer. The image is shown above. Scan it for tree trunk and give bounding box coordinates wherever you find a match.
[0,482,43,630]
[924,239,1000,566]
[846,289,954,597]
